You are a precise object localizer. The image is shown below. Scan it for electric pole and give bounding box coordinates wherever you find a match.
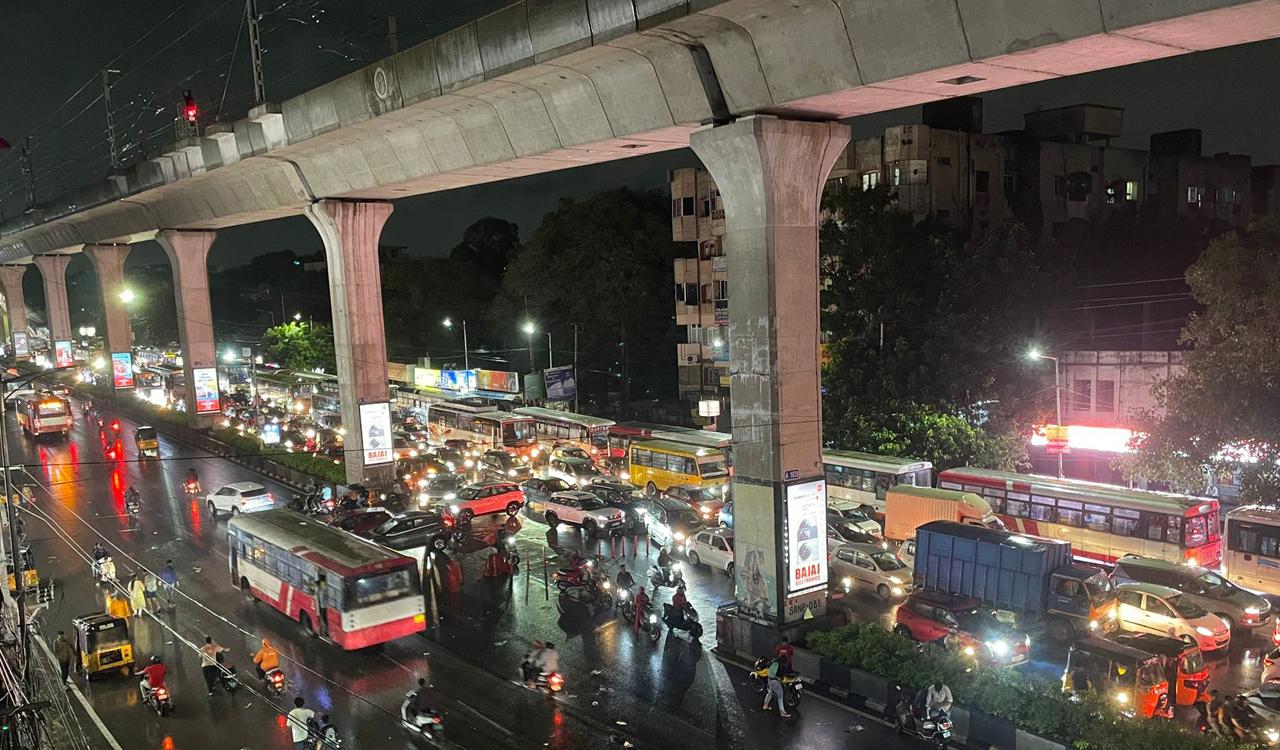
[20,137,35,211]
[573,323,580,414]
[246,0,266,105]
[101,69,122,169]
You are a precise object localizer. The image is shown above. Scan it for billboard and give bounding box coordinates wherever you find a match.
[439,369,477,392]
[544,365,577,401]
[12,331,28,358]
[111,352,135,389]
[359,401,392,466]
[785,480,827,593]
[413,367,440,389]
[192,367,220,413]
[477,369,519,394]
[53,340,73,369]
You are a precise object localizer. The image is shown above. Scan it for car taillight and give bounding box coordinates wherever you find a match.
[268,493,274,500]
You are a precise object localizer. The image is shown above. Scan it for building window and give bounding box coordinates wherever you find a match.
[936,156,952,166]
[1072,379,1092,412]
[975,170,990,193]
[714,280,728,301]
[701,284,712,304]
[861,171,880,190]
[1053,175,1066,197]
[674,283,685,303]
[699,199,711,218]
[1125,180,1139,201]
[1187,186,1203,206]
[1220,186,1236,204]
[1106,184,1117,204]
[687,325,702,344]
[892,167,901,186]
[675,282,697,304]
[1066,172,1091,202]
[1096,380,1115,413]
[1004,173,1017,195]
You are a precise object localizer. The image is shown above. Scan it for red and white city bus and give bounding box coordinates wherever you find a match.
[16,394,71,438]
[426,400,537,457]
[227,509,425,650]
[514,406,614,457]
[938,467,1221,568]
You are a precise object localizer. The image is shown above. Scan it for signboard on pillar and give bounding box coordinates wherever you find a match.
[783,587,829,624]
[785,479,828,593]
[110,352,135,389]
[53,340,73,369]
[192,367,220,413]
[12,332,28,359]
[359,401,392,466]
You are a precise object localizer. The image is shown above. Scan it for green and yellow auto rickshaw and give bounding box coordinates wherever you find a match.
[134,426,159,460]
[6,546,37,594]
[72,613,134,679]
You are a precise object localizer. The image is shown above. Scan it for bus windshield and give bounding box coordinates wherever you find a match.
[503,421,536,445]
[698,457,728,478]
[351,567,419,607]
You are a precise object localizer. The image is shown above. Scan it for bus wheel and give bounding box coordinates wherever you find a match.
[645,482,657,496]
[300,611,317,638]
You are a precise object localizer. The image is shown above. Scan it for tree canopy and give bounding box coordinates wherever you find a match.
[260,321,336,372]
[1123,223,1280,501]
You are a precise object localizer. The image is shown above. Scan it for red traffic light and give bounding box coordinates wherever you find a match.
[182,90,197,123]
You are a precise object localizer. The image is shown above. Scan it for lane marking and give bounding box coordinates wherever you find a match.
[379,652,415,674]
[455,699,515,736]
[32,630,125,750]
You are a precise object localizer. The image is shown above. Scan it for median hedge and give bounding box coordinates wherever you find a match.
[804,624,1241,750]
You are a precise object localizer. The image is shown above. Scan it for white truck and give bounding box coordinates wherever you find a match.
[883,486,1002,542]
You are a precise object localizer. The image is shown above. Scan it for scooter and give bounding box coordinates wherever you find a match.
[140,678,174,716]
[749,658,804,707]
[184,479,201,496]
[648,562,683,589]
[215,652,239,694]
[400,692,445,739]
[125,495,141,515]
[553,562,594,591]
[663,602,704,643]
[532,671,564,695]
[556,576,613,616]
[262,666,285,696]
[894,688,952,749]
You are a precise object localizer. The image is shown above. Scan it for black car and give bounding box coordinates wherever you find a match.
[583,478,647,534]
[521,476,573,516]
[365,511,459,552]
[634,496,704,549]
[479,450,532,482]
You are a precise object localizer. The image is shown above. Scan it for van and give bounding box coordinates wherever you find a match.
[629,440,729,496]
[883,486,1002,542]
[1112,554,1271,633]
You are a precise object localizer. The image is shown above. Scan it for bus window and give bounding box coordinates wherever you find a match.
[1166,516,1182,545]
[874,474,891,501]
[698,455,727,479]
[914,469,932,487]
[1141,514,1165,542]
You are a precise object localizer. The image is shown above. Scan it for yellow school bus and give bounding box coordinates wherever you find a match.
[629,440,730,495]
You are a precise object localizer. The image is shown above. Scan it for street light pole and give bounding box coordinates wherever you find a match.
[462,320,469,371]
[546,331,553,370]
[573,324,580,414]
[1028,349,1064,480]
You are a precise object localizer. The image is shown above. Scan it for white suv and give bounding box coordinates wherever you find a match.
[543,490,624,537]
[206,482,274,517]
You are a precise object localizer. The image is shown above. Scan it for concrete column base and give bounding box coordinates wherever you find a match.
[690,115,850,627]
[82,245,134,356]
[156,231,219,430]
[0,266,29,359]
[32,255,73,343]
[304,200,395,486]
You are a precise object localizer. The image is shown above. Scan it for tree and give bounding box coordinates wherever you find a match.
[260,322,336,372]
[449,216,521,276]
[820,185,1064,471]
[496,188,681,408]
[1122,223,1280,501]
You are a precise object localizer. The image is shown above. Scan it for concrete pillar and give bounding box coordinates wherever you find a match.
[82,245,134,355]
[156,231,218,429]
[32,255,73,343]
[689,116,849,627]
[0,266,28,359]
[304,200,394,485]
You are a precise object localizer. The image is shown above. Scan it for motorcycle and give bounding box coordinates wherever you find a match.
[553,561,594,592]
[749,658,804,707]
[648,562,683,589]
[184,479,201,496]
[263,667,285,696]
[531,671,564,696]
[662,602,704,643]
[140,678,174,716]
[215,652,240,694]
[125,494,141,515]
[556,576,613,616]
[400,692,445,739]
[894,687,952,749]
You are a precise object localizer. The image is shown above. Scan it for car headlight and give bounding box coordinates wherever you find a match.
[444,493,457,501]
[620,472,630,481]
[891,587,903,596]
[417,493,428,505]
[1196,626,1214,637]
[1247,606,1262,615]
[449,505,459,515]
[987,639,1009,656]
[1115,692,1129,705]
[842,577,852,589]
[888,576,903,585]
[1089,620,1099,630]
[465,460,475,468]
[673,531,685,541]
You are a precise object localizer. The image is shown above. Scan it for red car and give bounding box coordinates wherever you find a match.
[894,591,1030,667]
[328,508,394,537]
[661,485,726,527]
[445,481,524,523]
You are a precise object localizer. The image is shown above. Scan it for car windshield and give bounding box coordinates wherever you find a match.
[1196,571,1237,594]
[836,506,870,522]
[434,449,462,465]
[871,552,906,571]
[373,518,405,535]
[669,507,700,527]
[1167,594,1209,619]
[578,496,604,511]
[490,453,516,469]
[426,476,461,491]
[351,566,419,606]
[560,447,589,459]
[954,607,1007,634]
[541,478,571,492]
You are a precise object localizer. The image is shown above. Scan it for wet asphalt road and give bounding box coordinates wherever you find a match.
[14,393,1272,750]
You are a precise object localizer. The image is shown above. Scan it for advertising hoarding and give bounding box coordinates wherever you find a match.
[544,365,577,401]
[439,369,477,392]
[53,340,73,369]
[477,369,519,393]
[192,366,221,413]
[111,352,135,389]
[12,332,28,358]
[359,401,392,466]
[785,480,827,593]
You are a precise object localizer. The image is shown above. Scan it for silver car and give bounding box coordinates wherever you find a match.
[829,542,912,601]
[1112,554,1272,632]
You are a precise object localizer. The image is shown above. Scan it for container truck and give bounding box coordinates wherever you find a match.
[912,520,1117,643]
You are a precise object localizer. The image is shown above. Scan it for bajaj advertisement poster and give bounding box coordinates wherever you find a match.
[53,340,73,369]
[111,352,135,389]
[12,331,28,358]
[359,401,392,466]
[785,480,827,593]
[192,367,220,413]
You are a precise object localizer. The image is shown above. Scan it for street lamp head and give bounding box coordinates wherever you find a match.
[522,322,536,335]
[293,312,303,321]
[119,289,135,304]
[442,318,452,329]
[1027,348,1042,360]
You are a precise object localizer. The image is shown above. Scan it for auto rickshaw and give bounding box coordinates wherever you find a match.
[134,425,159,460]
[1111,632,1209,706]
[1064,637,1171,718]
[72,613,134,679]
[6,546,37,593]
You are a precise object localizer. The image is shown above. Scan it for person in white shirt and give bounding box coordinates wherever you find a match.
[536,642,559,675]
[926,680,953,718]
[287,696,316,750]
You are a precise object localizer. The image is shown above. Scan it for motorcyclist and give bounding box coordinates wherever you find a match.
[253,638,280,680]
[92,542,108,562]
[535,642,559,677]
[615,564,635,591]
[185,469,199,489]
[632,586,651,632]
[138,655,167,697]
[671,584,688,610]
[408,677,435,717]
[656,545,672,585]
[125,486,141,507]
[521,640,545,684]
[926,680,953,720]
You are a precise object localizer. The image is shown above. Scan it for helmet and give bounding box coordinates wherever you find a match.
[261,638,271,647]
[150,655,163,665]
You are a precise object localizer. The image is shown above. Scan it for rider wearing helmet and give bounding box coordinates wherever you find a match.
[253,638,280,680]
[139,655,167,694]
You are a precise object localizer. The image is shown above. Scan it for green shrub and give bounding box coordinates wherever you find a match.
[805,624,1241,750]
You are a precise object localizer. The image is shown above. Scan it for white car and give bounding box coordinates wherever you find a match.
[685,529,733,576]
[1263,647,1280,685]
[542,490,625,537]
[897,539,916,570]
[1115,582,1231,652]
[206,482,274,517]
[828,501,882,537]
[829,542,911,601]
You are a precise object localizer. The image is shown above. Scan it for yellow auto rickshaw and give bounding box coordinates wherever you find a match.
[6,546,37,593]
[72,613,134,679]
[135,426,159,460]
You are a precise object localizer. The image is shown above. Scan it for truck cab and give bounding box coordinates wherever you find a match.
[1047,564,1118,640]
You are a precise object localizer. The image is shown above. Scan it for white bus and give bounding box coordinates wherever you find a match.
[513,406,614,456]
[426,400,537,458]
[1224,505,1280,596]
[822,450,933,515]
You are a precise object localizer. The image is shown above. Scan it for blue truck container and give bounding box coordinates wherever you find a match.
[912,521,1117,642]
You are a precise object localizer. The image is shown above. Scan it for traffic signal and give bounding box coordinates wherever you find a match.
[182,90,197,122]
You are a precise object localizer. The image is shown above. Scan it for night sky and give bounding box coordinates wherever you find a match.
[2,2,1279,273]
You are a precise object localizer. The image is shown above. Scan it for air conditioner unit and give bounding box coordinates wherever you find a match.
[682,354,699,365]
